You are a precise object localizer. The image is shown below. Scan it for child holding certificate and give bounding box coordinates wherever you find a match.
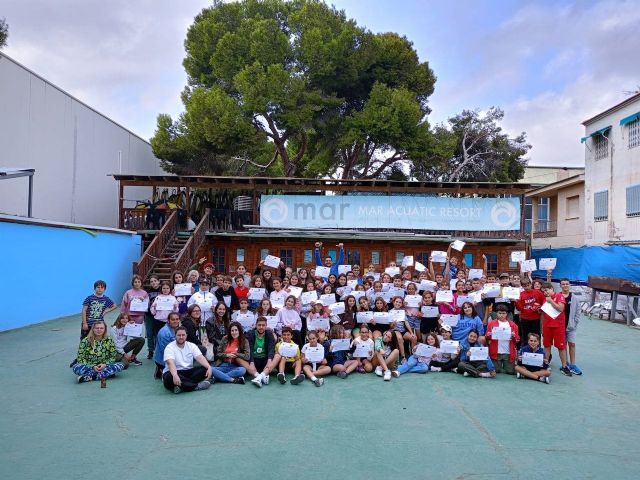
[541,282,572,376]
[370,297,390,339]
[420,291,440,336]
[301,330,330,386]
[275,295,302,345]
[273,327,304,385]
[150,281,179,326]
[429,325,460,372]
[120,274,149,326]
[351,325,374,373]
[515,333,551,383]
[395,332,439,376]
[372,329,400,381]
[457,330,496,378]
[485,304,519,375]
[328,325,359,378]
[389,296,416,362]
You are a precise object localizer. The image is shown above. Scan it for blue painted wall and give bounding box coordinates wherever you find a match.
[0,221,141,331]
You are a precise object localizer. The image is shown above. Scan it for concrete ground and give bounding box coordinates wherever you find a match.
[1,313,639,480]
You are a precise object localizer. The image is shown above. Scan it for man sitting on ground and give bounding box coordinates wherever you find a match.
[163,326,212,394]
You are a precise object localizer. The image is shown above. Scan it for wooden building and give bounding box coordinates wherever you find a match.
[112,175,533,282]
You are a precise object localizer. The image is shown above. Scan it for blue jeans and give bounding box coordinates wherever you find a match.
[212,362,246,382]
[397,355,428,375]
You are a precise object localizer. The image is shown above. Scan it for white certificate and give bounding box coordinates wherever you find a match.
[304,345,325,362]
[541,302,561,319]
[352,343,372,358]
[278,342,298,358]
[338,265,352,274]
[435,290,453,303]
[451,240,466,251]
[450,279,459,291]
[351,291,365,301]
[288,286,303,298]
[385,266,400,276]
[470,291,483,304]
[539,258,557,270]
[301,290,318,305]
[510,251,526,262]
[381,283,392,291]
[155,296,175,311]
[315,266,331,278]
[431,250,447,263]
[456,295,473,307]
[265,315,278,329]
[347,280,359,289]
[421,306,439,317]
[130,297,149,312]
[174,283,192,296]
[401,256,414,267]
[503,287,521,300]
[414,261,426,272]
[248,288,266,301]
[389,309,406,322]
[236,312,256,330]
[404,295,422,308]
[495,297,510,304]
[468,269,484,280]
[469,346,489,361]
[520,259,537,273]
[441,314,459,327]
[331,339,351,352]
[415,343,437,358]
[123,322,143,337]
[356,311,374,323]
[482,283,501,298]
[419,280,437,292]
[492,326,511,341]
[373,312,390,324]
[320,293,336,306]
[271,297,285,309]
[328,302,345,315]
[522,352,544,367]
[440,340,459,354]
[336,286,352,298]
[388,287,405,298]
[379,291,393,303]
[264,254,281,268]
[308,318,330,331]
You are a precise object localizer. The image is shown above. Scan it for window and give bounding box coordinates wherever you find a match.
[594,191,608,221]
[524,197,533,233]
[464,253,473,267]
[626,185,640,217]
[537,197,550,232]
[236,248,245,262]
[371,251,380,265]
[260,249,269,260]
[485,254,498,274]
[416,252,430,266]
[327,249,337,262]
[629,118,640,149]
[594,134,608,160]
[347,250,361,266]
[211,247,225,274]
[395,251,404,264]
[280,249,293,267]
[303,249,313,264]
[566,195,580,219]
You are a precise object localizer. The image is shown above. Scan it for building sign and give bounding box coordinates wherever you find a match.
[260,195,521,231]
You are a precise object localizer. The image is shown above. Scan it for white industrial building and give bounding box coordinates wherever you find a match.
[582,92,640,245]
[0,53,163,228]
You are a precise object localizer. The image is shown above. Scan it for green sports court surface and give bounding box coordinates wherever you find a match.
[1,313,638,480]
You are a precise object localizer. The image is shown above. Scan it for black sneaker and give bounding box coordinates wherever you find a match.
[277,372,286,384]
[233,377,246,385]
[131,359,143,366]
[290,374,305,385]
[560,366,573,377]
[173,386,182,394]
[147,351,154,360]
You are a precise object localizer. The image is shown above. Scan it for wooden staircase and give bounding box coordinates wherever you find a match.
[133,209,210,285]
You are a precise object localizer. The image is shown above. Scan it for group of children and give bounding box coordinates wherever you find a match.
[71,241,582,389]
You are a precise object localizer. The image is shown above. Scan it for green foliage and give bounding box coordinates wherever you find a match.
[0,18,8,49]
[151,0,436,178]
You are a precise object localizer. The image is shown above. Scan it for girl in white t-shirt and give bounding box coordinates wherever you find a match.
[301,330,331,387]
[350,324,374,373]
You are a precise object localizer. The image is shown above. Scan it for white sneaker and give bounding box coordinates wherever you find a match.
[251,374,263,388]
[383,370,391,381]
[430,366,442,372]
[375,366,383,377]
[262,373,270,385]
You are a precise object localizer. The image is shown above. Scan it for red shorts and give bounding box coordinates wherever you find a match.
[543,324,566,349]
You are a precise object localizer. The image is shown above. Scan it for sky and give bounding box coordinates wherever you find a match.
[2,0,639,167]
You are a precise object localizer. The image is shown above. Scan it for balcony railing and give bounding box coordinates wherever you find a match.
[533,220,557,238]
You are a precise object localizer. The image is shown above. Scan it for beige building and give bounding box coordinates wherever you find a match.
[582,92,640,245]
[527,174,585,249]
[520,166,584,186]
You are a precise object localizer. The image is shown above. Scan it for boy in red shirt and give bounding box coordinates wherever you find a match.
[234,275,249,300]
[515,277,545,344]
[485,304,520,374]
[541,282,572,376]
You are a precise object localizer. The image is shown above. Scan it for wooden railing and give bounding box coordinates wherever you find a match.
[122,207,173,230]
[173,209,210,275]
[133,210,178,280]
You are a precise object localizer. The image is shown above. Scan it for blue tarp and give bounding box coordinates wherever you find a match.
[531,245,640,284]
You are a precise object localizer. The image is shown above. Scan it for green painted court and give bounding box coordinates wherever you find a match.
[1,313,638,480]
